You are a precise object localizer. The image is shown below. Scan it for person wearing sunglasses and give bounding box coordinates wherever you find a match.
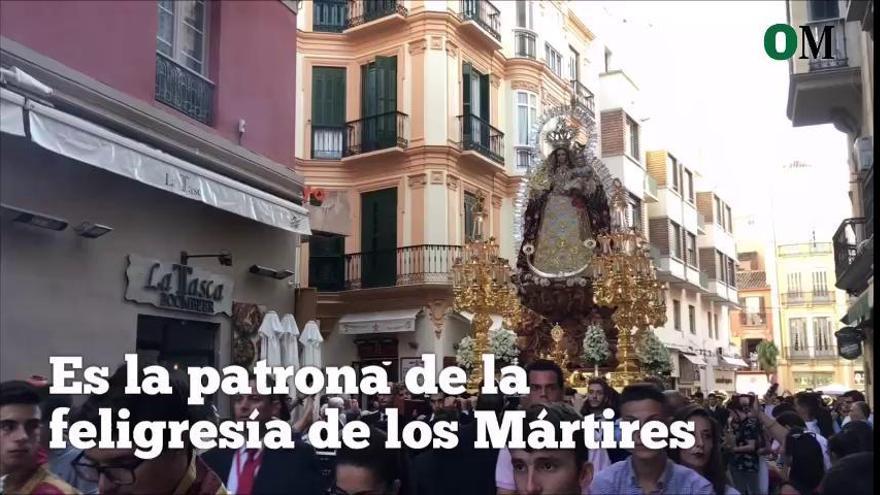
[71,366,227,495]
[330,427,401,495]
[0,380,80,494]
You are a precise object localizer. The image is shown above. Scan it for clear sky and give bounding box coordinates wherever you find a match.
[572,0,852,245]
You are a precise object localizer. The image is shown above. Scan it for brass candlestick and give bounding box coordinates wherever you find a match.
[593,179,667,389]
[452,192,521,390]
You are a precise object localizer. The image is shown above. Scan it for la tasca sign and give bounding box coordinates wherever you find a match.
[125,254,234,316]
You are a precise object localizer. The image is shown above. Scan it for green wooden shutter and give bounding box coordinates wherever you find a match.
[462,63,472,116]
[313,67,345,126]
[361,188,398,288]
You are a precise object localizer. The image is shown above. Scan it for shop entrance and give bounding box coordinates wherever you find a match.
[136,314,218,371]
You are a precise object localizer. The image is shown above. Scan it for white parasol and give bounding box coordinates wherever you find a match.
[257,311,284,367]
[299,320,324,369]
[279,313,301,372]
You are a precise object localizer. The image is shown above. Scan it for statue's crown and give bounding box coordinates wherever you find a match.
[544,118,577,148]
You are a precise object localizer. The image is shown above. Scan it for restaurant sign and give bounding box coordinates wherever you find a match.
[125,254,234,316]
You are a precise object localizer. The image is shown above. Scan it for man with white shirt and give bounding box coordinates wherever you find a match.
[495,360,611,495]
[201,375,323,494]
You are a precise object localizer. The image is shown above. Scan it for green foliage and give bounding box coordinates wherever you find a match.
[756,340,779,377]
[582,324,611,366]
[637,330,672,376]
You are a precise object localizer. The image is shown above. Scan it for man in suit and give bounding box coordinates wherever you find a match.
[201,376,323,495]
[707,393,729,428]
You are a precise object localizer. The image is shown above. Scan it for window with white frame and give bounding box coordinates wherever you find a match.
[545,43,564,79]
[516,91,537,146]
[157,0,209,75]
[515,0,534,29]
[624,116,640,160]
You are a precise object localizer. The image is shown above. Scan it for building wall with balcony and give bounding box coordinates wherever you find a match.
[0,0,298,167]
[774,241,858,390]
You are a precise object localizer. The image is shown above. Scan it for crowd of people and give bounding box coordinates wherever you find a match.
[0,363,874,495]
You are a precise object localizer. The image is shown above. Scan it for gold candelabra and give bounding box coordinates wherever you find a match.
[452,192,521,390]
[592,179,667,389]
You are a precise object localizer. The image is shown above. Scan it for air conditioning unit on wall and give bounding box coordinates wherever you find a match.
[855,136,873,171]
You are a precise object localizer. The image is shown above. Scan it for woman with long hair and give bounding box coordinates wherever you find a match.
[780,427,825,495]
[670,405,739,495]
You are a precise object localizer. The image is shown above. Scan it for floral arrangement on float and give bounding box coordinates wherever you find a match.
[455,328,520,371]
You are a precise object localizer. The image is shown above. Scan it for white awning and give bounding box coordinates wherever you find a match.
[721,356,749,368]
[455,311,504,331]
[0,87,310,235]
[0,88,26,136]
[682,353,707,366]
[338,308,422,335]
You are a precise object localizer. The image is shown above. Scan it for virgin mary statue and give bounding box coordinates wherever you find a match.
[515,117,611,321]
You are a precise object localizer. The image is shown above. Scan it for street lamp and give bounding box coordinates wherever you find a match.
[452,191,521,390]
[593,179,667,388]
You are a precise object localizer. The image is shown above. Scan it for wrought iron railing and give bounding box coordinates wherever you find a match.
[514,30,536,59]
[515,146,535,170]
[784,346,838,359]
[312,126,345,159]
[570,79,595,117]
[459,0,501,41]
[458,113,504,164]
[833,217,868,280]
[805,18,849,71]
[780,291,836,305]
[155,53,214,124]
[343,244,463,290]
[346,0,408,29]
[344,111,408,157]
[777,242,833,256]
[739,312,768,326]
[313,0,348,32]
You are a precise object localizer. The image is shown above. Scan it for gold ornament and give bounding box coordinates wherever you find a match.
[453,192,521,391]
[592,179,667,389]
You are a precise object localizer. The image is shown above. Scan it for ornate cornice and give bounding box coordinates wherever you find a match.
[408,173,428,188]
[409,38,428,55]
[430,171,444,184]
[446,174,460,190]
[511,80,540,93]
[426,299,452,337]
[430,36,444,50]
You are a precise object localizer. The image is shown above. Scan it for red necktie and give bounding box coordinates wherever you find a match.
[237,449,262,495]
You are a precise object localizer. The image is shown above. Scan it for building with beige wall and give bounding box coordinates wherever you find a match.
[643,149,745,396]
[292,0,599,381]
[774,241,861,391]
[786,0,873,403]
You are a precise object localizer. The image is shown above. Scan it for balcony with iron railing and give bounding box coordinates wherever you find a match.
[458,114,504,165]
[783,345,839,360]
[346,0,408,30]
[458,0,501,43]
[343,111,409,157]
[833,216,873,295]
[155,53,214,125]
[310,244,463,291]
[739,312,769,327]
[777,242,833,257]
[514,146,535,171]
[514,30,537,59]
[570,79,595,118]
[805,18,849,71]
[779,291,837,306]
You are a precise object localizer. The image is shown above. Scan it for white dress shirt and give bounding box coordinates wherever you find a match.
[226,447,263,493]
